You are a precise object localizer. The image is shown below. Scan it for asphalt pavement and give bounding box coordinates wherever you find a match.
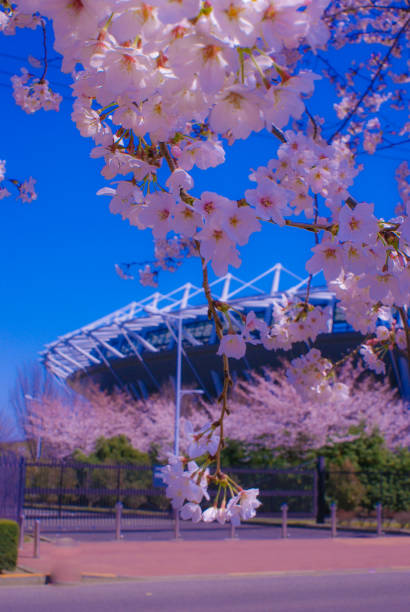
[1,570,410,612]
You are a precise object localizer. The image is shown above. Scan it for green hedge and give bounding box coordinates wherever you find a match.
[0,520,19,572]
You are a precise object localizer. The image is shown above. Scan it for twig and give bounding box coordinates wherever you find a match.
[328,16,410,144]
[39,20,48,83]
[305,106,318,141]
[159,142,176,173]
[201,260,232,475]
[398,307,410,375]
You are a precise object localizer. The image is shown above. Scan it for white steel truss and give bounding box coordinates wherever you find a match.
[41,263,335,382]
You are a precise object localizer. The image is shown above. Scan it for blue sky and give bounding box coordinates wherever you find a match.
[0,25,407,430]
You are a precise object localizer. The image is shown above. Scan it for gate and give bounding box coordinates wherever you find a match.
[0,453,25,522]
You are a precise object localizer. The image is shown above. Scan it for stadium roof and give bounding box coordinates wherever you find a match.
[41,263,342,384]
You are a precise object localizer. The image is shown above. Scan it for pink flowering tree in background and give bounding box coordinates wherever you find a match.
[19,363,410,463]
[1,0,410,524]
[226,363,410,454]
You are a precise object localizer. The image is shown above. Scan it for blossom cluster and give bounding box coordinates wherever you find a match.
[11,69,62,114]
[286,348,338,401]
[360,324,408,376]
[215,300,330,361]
[0,159,10,200]
[113,235,196,287]
[0,158,37,203]
[159,421,260,525]
[248,130,360,220]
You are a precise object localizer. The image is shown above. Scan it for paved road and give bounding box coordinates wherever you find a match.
[1,571,410,611]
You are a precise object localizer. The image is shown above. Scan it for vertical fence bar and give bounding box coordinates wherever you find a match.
[331,502,337,538]
[115,501,123,540]
[58,463,64,519]
[376,502,383,536]
[18,513,25,550]
[34,520,40,558]
[281,503,288,539]
[312,468,318,520]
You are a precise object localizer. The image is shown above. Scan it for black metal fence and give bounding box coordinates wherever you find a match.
[0,453,25,522]
[4,454,408,534]
[20,459,317,532]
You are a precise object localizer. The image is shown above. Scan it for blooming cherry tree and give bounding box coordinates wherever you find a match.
[2,0,409,522]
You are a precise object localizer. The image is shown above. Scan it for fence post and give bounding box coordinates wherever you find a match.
[281,503,288,539]
[18,513,25,550]
[17,457,26,523]
[331,502,337,538]
[229,521,238,540]
[116,466,121,503]
[174,509,181,539]
[316,456,326,524]
[34,520,40,558]
[376,502,383,537]
[115,501,123,540]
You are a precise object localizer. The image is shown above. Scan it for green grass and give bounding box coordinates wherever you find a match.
[246,516,410,532]
[25,503,170,517]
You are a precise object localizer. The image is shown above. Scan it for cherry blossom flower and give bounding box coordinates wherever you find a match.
[197,224,241,276]
[180,502,202,522]
[245,179,290,225]
[138,264,158,288]
[360,344,386,375]
[0,159,6,182]
[338,202,379,245]
[18,177,37,203]
[286,348,333,400]
[172,139,225,172]
[11,69,62,114]
[217,333,246,359]
[185,421,220,459]
[227,488,261,524]
[138,192,177,239]
[114,264,134,281]
[165,169,194,194]
[306,239,344,282]
[0,187,11,200]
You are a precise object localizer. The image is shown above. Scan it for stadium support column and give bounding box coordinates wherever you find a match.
[174,315,183,457]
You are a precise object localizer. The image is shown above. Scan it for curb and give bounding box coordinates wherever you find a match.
[2,565,410,586]
[0,572,47,586]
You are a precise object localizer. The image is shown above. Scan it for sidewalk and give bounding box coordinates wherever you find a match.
[13,535,410,583]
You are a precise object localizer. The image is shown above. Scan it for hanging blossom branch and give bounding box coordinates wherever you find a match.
[115,235,196,287]
[8,15,62,114]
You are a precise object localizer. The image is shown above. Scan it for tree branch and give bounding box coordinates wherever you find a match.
[328,16,410,144]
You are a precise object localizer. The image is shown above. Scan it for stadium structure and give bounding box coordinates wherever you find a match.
[41,263,409,400]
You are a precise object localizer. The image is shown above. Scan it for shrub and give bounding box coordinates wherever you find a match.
[0,520,19,573]
[326,459,367,511]
[73,435,153,509]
